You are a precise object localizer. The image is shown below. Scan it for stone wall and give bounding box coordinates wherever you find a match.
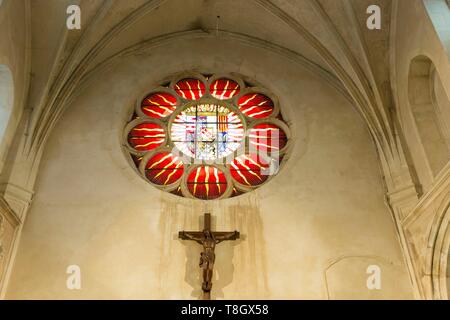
[5,36,412,299]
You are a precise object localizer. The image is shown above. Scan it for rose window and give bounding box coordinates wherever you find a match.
[123,73,290,200]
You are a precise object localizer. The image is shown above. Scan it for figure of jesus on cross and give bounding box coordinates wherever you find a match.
[179,213,240,300]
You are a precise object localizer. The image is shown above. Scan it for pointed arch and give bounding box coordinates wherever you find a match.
[408,55,450,180]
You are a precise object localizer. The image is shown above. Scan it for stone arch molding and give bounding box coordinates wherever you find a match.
[17,1,407,223]
[26,0,393,171]
[428,192,450,300]
[34,27,350,173]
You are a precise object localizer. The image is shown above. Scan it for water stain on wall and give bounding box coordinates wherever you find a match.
[157,192,269,299]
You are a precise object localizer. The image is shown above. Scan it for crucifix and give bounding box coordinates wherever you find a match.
[179,213,240,300]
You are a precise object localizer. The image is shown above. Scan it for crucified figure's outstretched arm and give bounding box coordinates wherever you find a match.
[179,231,203,245]
[214,231,240,244]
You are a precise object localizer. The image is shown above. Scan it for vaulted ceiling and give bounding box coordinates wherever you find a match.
[23,0,402,189]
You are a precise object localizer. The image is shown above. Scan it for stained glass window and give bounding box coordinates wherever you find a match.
[210,79,240,100]
[141,92,177,118]
[127,123,165,152]
[171,104,244,160]
[124,73,290,200]
[230,154,271,186]
[175,78,206,100]
[187,166,227,200]
[238,93,274,118]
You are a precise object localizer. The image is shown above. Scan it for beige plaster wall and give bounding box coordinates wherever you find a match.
[5,36,412,299]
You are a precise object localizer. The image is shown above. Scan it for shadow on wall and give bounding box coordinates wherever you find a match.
[0,65,13,148]
[408,55,450,181]
[423,0,450,56]
[157,193,268,299]
[181,238,240,300]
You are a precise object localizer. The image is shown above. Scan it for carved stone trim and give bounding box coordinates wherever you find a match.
[397,163,450,299]
[0,195,20,297]
[429,194,450,299]
[388,184,420,221]
[81,29,349,105]
[403,162,450,227]
[0,183,33,222]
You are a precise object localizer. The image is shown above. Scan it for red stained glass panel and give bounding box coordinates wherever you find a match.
[141,92,177,118]
[210,78,240,100]
[175,78,206,100]
[230,153,271,186]
[145,152,184,186]
[249,123,287,154]
[238,93,274,118]
[128,123,165,152]
[187,166,227,200]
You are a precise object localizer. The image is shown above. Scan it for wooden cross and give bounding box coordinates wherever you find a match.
[179,213,240,300]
